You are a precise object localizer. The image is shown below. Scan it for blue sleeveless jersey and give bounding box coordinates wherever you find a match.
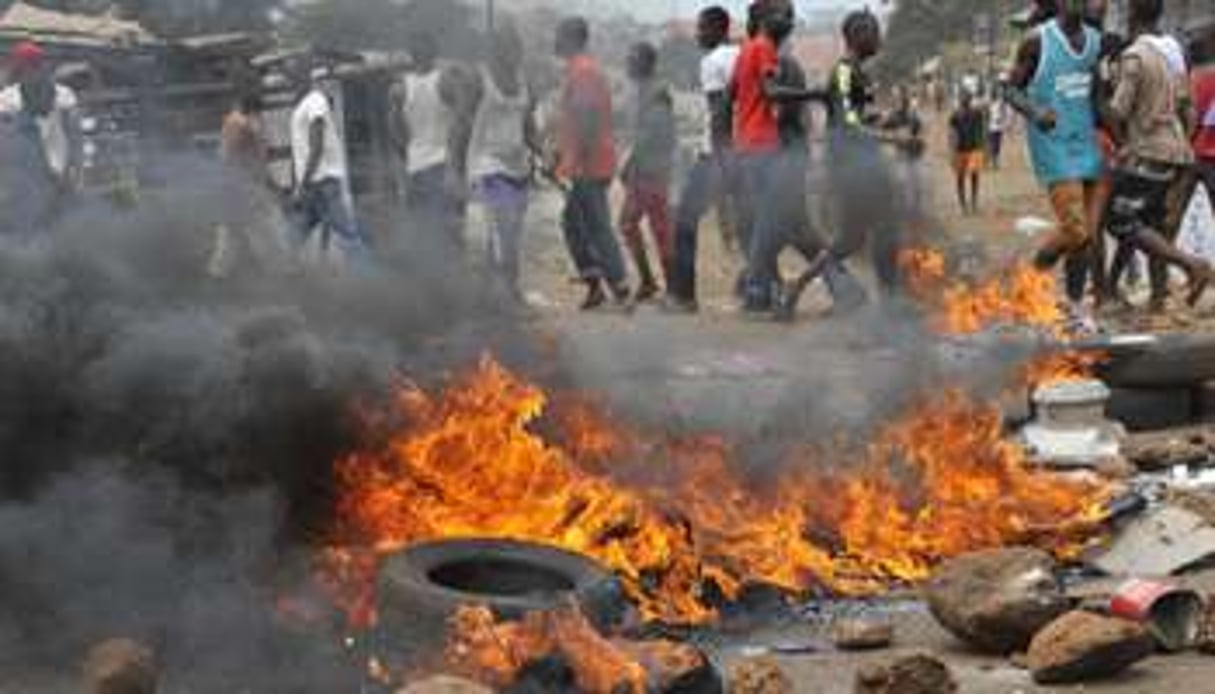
[1026,19,1103,185]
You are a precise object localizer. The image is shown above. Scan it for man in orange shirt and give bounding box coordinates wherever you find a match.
[555,17,631,310]
[1194,22,1215,199]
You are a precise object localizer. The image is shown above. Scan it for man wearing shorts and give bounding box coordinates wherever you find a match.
[950,90,986,214]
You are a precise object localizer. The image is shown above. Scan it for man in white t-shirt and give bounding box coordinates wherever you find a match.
[0,40,82,235]
[667,5,740,311]
[288,62,362,256]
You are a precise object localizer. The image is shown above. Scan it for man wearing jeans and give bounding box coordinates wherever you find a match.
[289,64,363,261]
[555,17,630,310]
[668,6,738,311]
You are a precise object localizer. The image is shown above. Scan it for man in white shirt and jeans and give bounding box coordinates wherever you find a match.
[668,6,740,311]
[289,62,363,259]
[0,40,82,236]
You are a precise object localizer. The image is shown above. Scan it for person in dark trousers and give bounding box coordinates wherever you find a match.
[1101,0,1212,307]
[554,17,631,310]
[733,0,830,313]
[668,5,739,312]
[620,42,677,303]
[819,9,902,305]
[950,90,986,214]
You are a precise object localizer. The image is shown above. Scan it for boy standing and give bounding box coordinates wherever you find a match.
[950,90,987,214]
[620,42,678,303]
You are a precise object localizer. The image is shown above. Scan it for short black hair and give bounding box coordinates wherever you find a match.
[700,5,731,33]
[630,41,658,75]
[557,16,590,50]
[842,9,880,44]
[1128,0,1164,24]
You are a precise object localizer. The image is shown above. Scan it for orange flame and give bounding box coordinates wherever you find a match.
[900,249,1064,335]
[328,356,1110,625]
[445,605,647,693]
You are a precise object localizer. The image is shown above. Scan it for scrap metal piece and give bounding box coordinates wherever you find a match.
[1090,504,1215,577]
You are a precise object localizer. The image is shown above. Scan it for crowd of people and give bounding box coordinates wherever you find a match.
[2,0,1214,329]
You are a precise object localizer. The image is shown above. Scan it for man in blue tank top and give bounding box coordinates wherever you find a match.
[1007,0,1105,324]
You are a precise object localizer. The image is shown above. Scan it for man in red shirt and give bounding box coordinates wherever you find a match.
[734,0,823,312]
[555,17,630,310]
[1194,23,1215,199]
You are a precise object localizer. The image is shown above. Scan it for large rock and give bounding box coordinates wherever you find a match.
[923,547,1071,654]
[854,654,957,694]
[1027,611,1155,684]
[83,639,157,694]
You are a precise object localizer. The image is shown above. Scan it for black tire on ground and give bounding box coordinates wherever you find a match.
[376,539,626,653]
[1100,334,1215,390]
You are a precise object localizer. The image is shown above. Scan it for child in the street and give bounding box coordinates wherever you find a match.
[620,42,678,303]
[950,90,986,214]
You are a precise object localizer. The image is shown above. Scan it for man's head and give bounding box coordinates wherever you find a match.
[1054,0,1087,25]
[555,16,590,59]
[842,9,882,60]
[627,42,658,81]
[8,41,48,84]
[409,31,438,71]
[960,89,974,110]
[759,0,795,44]
[490,20,524,69]
[697,6,731,50]
[1127,0,1164,29]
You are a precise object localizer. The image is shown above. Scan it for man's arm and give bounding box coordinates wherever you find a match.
[762,73,829,105]
[388,79,411,162]
[1102,52,1141,148]
[706,89,733,154]
[62,99,83,188]
[440,65,480,182]
[301,117,325,191]
[1004,34,1056,131]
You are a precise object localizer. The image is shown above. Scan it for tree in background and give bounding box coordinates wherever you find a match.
[876,0,1014,81]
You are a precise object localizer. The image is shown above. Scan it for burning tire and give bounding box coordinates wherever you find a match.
[1098,333,1215,389]
[377,539,626,650]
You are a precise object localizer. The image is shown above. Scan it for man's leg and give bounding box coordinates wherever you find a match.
[619,181,656,297]
[645,181,675,288]
[954,161,968,213]
[583,180,629,298]
[970,169,981,213]
[1148,166,1198,309]
[1108,167,1212,307]
[670,157,715,306]
[1037,181,1089,275]
[317,179,364,258]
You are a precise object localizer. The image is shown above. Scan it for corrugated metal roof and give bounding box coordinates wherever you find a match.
[0,2,159,46]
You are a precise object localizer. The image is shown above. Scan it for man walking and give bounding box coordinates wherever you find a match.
[1102,0,1212,306]
[1007,0,1106,325]
[988,90,1010,169]
[554,17,631,309]
[392,33,467,260]
[668,5,738,312]
[289,62,363,263]
[620,42,678,303]
[0,40,82,236]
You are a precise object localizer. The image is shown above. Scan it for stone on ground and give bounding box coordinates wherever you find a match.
[854,653,958,694]
[832,619,894,651]
[1027,610,1155,684]
[398,675,494,694]
[728,656,793,694]
[923,547,1071,653]
[83,639,157,694]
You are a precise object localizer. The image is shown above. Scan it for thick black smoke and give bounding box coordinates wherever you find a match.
[0,150,536,687]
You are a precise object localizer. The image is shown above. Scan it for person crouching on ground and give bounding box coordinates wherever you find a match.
[620,41,678,304]
[554,16,631,310]
[950,89,986,215]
